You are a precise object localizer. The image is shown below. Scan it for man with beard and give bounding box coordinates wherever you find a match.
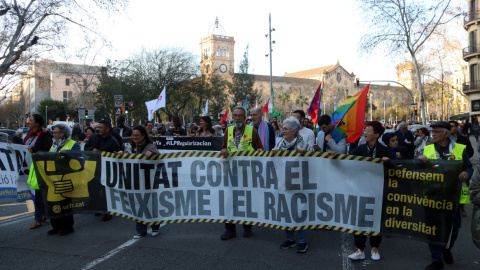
[220,106,263,240]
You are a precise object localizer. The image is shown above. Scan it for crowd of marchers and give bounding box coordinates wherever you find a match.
[7,108,480,270]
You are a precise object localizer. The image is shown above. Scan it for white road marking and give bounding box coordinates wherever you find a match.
[0,212,32,226]
[341,232,354,270]
[81,224,165,270]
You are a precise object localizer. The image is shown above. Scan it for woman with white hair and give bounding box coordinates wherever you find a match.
[272,117,312,253]
[47,123,80,236]
[12,129,24,144]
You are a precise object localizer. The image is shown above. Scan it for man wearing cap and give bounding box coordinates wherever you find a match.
[85,119,121,221]
[157,123,166,135]
[418,121,473,270]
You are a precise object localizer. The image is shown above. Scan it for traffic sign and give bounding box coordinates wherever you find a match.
[115,108,123,115]
[128,101,133,107]
[78,108,85,119]
[114,95,123,107]
[410,103,418,107]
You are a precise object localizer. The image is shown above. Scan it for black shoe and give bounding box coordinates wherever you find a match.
[220,230,236,240]
[242,227,253,237]
[47,229,59,235]
[297,242,308,253]
[280,240,296,249]
[443,249,453,264]
[59,228,74,236]
[102,214,112,221]
[425,262,444,270]
[94,213,102,216]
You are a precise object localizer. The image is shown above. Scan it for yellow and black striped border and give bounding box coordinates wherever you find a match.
[101,150,383,164]
[107,213,379,236]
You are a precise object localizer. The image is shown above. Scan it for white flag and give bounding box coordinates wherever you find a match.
[202,99,209,116]
[145,99,157,121]
[154,86,166,110]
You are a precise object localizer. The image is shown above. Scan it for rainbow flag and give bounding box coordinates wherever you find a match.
[331,84,370,143]
[307,80,324,125]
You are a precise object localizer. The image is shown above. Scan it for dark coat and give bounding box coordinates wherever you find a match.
[454,133,474,158]
[351,141,390,159]
[84,133,120,153]
[112,126,133,138]
[24,130,53,153]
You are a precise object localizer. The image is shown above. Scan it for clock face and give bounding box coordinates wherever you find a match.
[219,64,227,73]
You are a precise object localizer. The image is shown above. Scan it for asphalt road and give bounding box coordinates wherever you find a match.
[1,136,480,270]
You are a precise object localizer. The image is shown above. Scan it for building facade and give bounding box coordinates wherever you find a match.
[464,0,480,118]
[10,60,101,115]
[200,19,413,121]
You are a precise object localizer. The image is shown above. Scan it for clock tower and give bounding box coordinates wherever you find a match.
[200,17,235,77]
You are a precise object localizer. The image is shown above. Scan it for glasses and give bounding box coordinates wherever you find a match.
[431,130,444,134]
[283,127,290,131]
[52,131,63,134]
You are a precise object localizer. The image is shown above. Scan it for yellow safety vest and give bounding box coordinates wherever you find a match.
[226,125,254,153]
[28,139,77,190]
[423,143,470,204]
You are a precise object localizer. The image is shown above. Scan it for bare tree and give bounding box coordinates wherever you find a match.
[0,0,128,101]
[356,0,462,124]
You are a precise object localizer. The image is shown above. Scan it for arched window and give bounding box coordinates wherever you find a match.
[216,46,220,56]
[226,48,229,58]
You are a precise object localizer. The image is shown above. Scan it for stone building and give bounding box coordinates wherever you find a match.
[464,1,480,119]
[200,18,413,121]
[10,60,101,115]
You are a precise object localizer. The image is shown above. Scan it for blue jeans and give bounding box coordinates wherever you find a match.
[34,189,45,222]
[428,209,461,263]
[136,222,160,235]
[285,229,307,243]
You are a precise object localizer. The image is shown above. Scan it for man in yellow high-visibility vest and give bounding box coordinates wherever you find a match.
[220,106,263,240]
[418,121,473,270]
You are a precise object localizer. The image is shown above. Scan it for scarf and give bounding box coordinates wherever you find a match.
[51,137,69,153]
[277,134,304,151]
[414,136,430,157]
[250,121,270,150]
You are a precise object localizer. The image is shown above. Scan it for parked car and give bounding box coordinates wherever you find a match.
[0,129,16,142]
[0,132,8,143]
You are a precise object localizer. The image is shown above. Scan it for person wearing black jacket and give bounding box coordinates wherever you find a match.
[449,121,474,158]
[84,119,120,221]
[348,121,389,262]
[395,121,415,157]
[381,132,413,160]
[25,114,53,230]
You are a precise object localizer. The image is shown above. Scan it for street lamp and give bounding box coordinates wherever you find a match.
[45,106,48,124]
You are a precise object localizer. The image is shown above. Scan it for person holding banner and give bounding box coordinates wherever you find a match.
[119,125,160,239]
[313,114,346,154]
[418,121,473,270]
[348,121,389,261]
[381,132,413,160]
[26,114,53,230]
[47,123,80,236]
[272,117,313,253]
[85,119,121,221]
[220,106,263,240]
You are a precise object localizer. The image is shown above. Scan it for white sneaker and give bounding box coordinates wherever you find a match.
[371,247,380,261]
[133,234,146,239]
[151,230,159,237]
[348,249,365,260]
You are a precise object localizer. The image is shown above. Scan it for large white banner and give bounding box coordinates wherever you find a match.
[101,153,384,231]
[0,142,33,201]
